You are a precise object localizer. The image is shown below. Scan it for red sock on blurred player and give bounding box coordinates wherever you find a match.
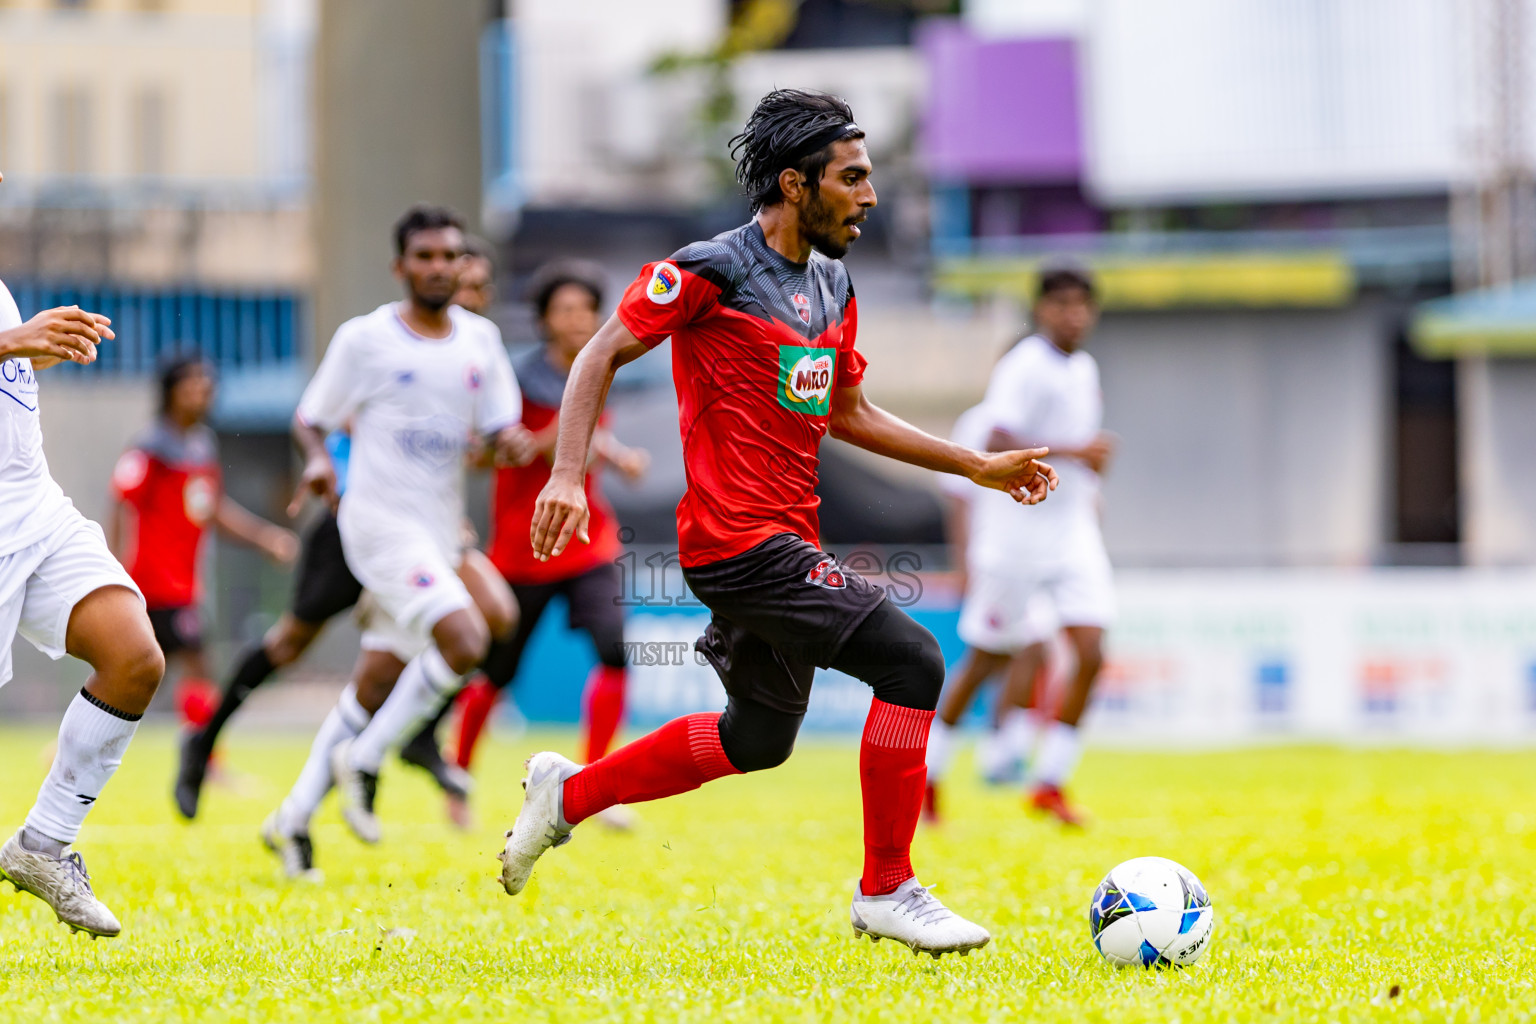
[452,677,499,770]
[859,699,934,896]
[580,665,626,763]
[562,713,739,824]
[176,677,220,730]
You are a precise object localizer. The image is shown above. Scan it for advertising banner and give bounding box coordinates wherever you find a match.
[510,569,1536,746]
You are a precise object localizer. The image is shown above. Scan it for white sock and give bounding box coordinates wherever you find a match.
[997,706,1038,769]
[925,719,956,782]
[277,684,369,834]
[25,690,141,844]
[976,726,1010,780]
[348,647,462,774]
[1031,721,1082,787]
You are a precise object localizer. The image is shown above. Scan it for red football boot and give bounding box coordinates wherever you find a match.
[1029,783,1087,828]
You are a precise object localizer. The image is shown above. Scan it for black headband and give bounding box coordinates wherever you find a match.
[781,121,862,170]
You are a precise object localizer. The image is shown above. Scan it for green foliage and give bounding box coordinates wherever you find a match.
[0,729,1532,1022]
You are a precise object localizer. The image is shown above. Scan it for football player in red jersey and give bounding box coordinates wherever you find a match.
[400,259,648,828]
[109,357,297,733]
[498,89,1058,958]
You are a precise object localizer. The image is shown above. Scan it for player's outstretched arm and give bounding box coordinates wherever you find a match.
[0,306,114,369]
[829,383,1058,505]
[215,496,299,564]
[592,429,650,480]
[530,314,649,560]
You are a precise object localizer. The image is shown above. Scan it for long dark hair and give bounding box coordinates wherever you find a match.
[729,89,864,213]
[158,353,211,414]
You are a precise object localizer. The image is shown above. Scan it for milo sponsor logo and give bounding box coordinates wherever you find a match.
[777,345,837,416]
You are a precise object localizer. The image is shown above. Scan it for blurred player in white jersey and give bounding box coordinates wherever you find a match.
[963,267,1115,826]
[923,404,1050,822]
[0,173,167,936]
[262,206,533,876]
[178,237,506,824]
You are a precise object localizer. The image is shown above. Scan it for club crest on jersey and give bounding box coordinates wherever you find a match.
[111,450,149,493]
[805,558,847,590]
[647,262,682,305]
[465,365,483,391]
[410,568,436,589]
[183,474,218,525]
[792,293,811,324]
[777,345,837,417]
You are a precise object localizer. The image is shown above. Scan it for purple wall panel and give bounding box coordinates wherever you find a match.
[919,21,1083,183]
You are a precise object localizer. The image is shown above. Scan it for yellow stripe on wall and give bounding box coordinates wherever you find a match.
[935,253,1356,309]
[1410,316,1536,358]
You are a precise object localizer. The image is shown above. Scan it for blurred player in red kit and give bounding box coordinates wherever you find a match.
[401,259,648,827]
[109,357,297,732]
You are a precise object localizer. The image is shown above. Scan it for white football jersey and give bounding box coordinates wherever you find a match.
[0,281,75,558]
[969,334,1105,566]
[938,403,992,501]
[297,303,521,559]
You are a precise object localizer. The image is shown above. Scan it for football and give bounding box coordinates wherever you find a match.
[1089,857,1214,968]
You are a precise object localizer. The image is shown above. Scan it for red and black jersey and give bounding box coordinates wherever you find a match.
[111,419,221,609]
[488,348,622,584]
[617,221,866,568]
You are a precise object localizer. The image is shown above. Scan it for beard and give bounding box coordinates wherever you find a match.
[410,283,455,312]
[803,191,861,260]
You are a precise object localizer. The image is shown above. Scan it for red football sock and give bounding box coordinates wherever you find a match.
[562,713,739,825]
[580,665,627,763]
[176,678,219,729]
[860,699,935,896]
[453,677,499,770]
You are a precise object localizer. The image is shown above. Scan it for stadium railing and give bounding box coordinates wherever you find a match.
[6,281,304,376]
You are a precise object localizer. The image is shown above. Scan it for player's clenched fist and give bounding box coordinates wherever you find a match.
[0,306,115,367]
[492,424,539,468]
[530,474,589,561]
[288,452,339,517]
[970,446,1058,505]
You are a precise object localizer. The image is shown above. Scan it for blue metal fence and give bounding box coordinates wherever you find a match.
[7,282,305,375]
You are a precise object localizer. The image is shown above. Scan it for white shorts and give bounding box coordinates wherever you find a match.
[354,590,431,665]
[338,510,470,665]
[0,511,142,687]
[958,536,1115,653]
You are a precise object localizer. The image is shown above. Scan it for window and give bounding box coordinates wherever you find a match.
[50,87,93,176]
[132,89,167,177]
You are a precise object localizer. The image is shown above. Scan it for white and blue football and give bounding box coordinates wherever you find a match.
[1089,857,1214,968]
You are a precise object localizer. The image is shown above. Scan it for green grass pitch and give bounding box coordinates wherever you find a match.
[0,726,1532,1022]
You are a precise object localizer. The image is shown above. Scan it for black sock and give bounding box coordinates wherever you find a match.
[197,645,277,754]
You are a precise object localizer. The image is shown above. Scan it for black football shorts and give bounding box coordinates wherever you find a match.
[147,605,204,656]
[290,511,364,625]
[683,533,887,716]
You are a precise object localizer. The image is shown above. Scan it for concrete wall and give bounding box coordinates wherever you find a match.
[1093,304,1391,566]
[312,0,484,346]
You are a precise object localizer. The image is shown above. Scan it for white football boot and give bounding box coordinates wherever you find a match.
[0,829,121,938]
[498,751,581,895]
[329,739,382,845]
[850,877,991,958]
[260,813,321,882]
